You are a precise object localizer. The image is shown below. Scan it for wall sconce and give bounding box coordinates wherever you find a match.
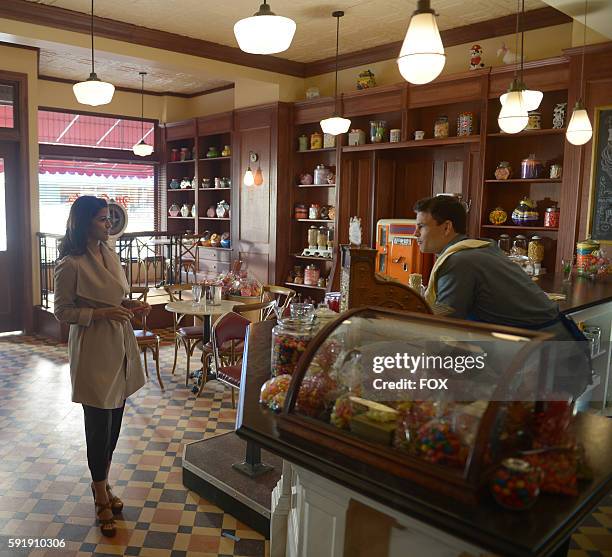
[244,151,264,186]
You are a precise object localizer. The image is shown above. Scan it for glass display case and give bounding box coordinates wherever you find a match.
[277,307,555,504]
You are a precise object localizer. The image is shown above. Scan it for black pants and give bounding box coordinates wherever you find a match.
[82,402,125,482]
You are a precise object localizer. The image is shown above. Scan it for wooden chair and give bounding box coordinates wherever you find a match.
[260,285,296,317]
[232,300,277,322]
[177,234,201,284]
[130,287,164,390]
[205,311,250,408]
[164,284,204,385]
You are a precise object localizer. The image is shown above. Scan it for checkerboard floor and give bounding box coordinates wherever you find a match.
[0,331,268,557]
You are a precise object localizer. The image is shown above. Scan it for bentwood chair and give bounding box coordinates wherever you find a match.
[176,234,201,284]
[164,283,204,385]
[130,287,164,390]
[232,300,277,322]
[204,311,250,407]
[260,285,296,317]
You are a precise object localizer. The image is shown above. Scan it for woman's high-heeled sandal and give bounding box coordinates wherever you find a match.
[94,501,116,537]
[106,484,124,514]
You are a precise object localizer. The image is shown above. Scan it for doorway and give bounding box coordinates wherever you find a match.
[0,142,23,332]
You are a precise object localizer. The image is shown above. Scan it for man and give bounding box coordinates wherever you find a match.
[413,195,591,398]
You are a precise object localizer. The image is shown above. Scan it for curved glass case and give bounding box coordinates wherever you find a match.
[279,307,553,504]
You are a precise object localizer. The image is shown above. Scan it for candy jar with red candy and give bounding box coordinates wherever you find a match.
[491,458,541,510]
[295,373,337,418]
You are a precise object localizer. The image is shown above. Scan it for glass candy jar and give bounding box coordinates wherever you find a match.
[271,318,314,376]
[434,115,449,138]
[304,264,320,286]
[490,458,541,511]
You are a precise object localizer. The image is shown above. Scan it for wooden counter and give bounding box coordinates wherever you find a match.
[537,273,612,314]
[236,319,612,557]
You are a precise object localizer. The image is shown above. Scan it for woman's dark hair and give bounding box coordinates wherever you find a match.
[58,196,108,258]
[413,196,467,234]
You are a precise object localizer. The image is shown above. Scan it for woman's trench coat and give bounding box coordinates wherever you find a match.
[54,242,145,409]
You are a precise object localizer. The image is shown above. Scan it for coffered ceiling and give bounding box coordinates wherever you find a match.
[26,0,547,63]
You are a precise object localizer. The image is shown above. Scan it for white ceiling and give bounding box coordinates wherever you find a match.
[26,0,548,63]
[542,0,612,39]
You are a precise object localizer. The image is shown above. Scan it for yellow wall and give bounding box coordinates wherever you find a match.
[305,23,574,97]
[571,21,609,47]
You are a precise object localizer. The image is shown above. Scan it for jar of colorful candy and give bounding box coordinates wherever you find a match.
[271,318,314,376]
[490,458,541,510]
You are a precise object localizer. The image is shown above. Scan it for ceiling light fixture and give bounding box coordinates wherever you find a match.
[73,0,115,106]
[133,72,154,157]
[320,11,351,136]
[234,0,296,55]
[498,0,528,134]
[397,0,445,85]
[500,0,542,111]
[566,0,593,146]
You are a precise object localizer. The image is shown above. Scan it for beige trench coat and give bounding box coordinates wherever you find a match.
[54,242,146,409]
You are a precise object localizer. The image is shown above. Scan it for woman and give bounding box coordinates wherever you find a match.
[54,196,148,537]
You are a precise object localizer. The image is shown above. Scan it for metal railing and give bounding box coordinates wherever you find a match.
[37,231,195,309]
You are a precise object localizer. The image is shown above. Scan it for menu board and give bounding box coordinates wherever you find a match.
[590,107,612,242]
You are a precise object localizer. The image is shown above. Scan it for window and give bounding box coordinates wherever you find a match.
[38,110,154,150]
[0,158,6,250]
[0,84,15,128]
[38,160,154,234]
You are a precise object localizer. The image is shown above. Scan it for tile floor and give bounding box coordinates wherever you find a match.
[0,330,611,557]
[0,330,268,557]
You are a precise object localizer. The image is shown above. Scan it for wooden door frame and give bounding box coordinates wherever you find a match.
[0,70,33,333]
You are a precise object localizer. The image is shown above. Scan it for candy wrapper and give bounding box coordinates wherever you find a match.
[259,374,292,412]
[533,400,575,449]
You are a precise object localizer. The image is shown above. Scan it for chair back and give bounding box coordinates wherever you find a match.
[129,286,149,332]
[179,234,200,262]
[261,285,296,316]
[211,311,250,371]
[232,300,276,322]
[164,283,194,302]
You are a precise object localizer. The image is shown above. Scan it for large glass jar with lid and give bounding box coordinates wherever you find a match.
[271,318,315,377]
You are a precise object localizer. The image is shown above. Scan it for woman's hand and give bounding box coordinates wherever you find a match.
[93,306,134,322]
[132,302,151,316]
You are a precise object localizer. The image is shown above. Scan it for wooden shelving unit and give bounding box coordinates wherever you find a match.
[342,135,479,153]
[479,87,568,273]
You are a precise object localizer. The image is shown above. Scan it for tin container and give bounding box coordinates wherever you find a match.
[348,129,366,146]
[457,112,474,136]
[390,129,401,143]
[526,111,542,130]
[298,134,309,151]
[576,237,600,276]
[309,204,320,219]
[434,116,449,139]
[294,204,308,219]
[310,132,323,150]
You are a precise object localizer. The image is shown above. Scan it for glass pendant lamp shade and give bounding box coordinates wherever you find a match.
[243,167,255,186]
[133,72,153,156]
[498,89,528,134]
[73,73,115,106]
[566,101,592,145]
[234,1,296,54]
[74,0,115,106]
[321,115,351,136]
[500,88,542,111]
[133,140,153,157]
[397,1,445,85]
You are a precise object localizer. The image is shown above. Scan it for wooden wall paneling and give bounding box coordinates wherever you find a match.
[488,57,569,98]
[164,119,196,141]
[408,69,488,108]
[293,98,335,125]
[338,152,373,247]
[342,84,405,118]
[466,144,482,237]
[393,153,434,221]
[196,111,233,135]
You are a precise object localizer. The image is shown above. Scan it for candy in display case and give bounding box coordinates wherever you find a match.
[277,307,560,505]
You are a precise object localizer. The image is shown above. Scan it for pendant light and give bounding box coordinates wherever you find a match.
[397,0,445,85]
[133,72,154,157]
[566,0,593,146]
[320,11,351,136]
[234,0,296,55]
[73,0,115,106]
[498,0,528,134]
[500,0,542,111]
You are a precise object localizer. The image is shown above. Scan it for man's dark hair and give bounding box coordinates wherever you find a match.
[413,196,467,234]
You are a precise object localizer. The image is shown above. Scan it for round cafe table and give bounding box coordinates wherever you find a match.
[164,299,243,393]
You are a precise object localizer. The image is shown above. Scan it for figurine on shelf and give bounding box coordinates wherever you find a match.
[553,103,567,129]
[497,42,518,65]
[216,200,230,218]
[305,86,320,100]
[200,231,212,246]
[495,161,513,180]
[221,145,231,157]
[206,205,216,218]
[169,203,180,217]
[469,44,485,70]
[191,204,197,218]
[349,216,362,247]
[220,232,231,249]
[357,69,376,90]
[300,172,313,185]
[180,204,191,217]
[210,233,221,247]
[169,178,180,189]
[512,197,539,226]
[206,146,219,158]
[180,178,191,189]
